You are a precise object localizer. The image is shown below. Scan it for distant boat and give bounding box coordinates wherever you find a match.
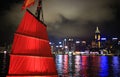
[7,9,58,77]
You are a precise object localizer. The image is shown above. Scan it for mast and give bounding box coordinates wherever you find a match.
[35,0,44,22]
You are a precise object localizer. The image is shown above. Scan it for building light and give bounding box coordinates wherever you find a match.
[76,41,80,44]
[4,51,7,54]
[56,46,59,48]
[118,41,120,45]
[59,45,63,48]
[101,38,106,41]
[98,35,100,40]
[112,38,118,40]
[65,46,68,49]
[69,38,73,41]
[64,39,67,41]
[95,35,97,39]
[59,42,62,44]
[82,41,86,44]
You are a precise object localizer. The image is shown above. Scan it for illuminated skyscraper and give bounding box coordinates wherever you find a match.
[95,26,101,48]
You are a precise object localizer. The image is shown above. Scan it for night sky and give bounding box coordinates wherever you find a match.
[0,0,120,46]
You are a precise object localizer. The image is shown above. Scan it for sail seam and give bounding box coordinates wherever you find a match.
[15,32,49,42]
[10,54,53,58]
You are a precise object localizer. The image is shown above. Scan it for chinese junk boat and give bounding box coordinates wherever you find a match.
[7,1,58,76]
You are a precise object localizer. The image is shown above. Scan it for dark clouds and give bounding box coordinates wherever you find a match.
[43,0,120,39]
[44,0,117,37]
[44,0,115,23]
[0,0,120,45]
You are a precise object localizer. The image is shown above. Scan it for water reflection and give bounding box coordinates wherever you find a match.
[56,55,120,77]
[56,55,64,75]
[99,56,109,77]
[63,55,68,74]
[0,53,9,77]
[112,56,120,77]
[1,53,120,77]
[74,55,81,76]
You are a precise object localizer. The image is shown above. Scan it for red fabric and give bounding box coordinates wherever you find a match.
[6,75,58,77]
[7,10,58,76]
[17,10,48,40]
[8,55,57,75]
[22,0,35,10]
[11,34,52,57]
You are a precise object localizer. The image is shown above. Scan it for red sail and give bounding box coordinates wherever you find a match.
[16,10,48,40]
[7,10,58,77]
[11,34,52,57]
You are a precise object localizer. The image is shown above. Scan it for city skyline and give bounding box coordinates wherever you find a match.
[0,0,120,45]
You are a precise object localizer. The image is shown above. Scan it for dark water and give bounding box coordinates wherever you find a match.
[0,53,9,77]
[0,53,120,77]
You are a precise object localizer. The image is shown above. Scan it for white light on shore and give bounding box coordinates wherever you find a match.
[4,51,7,54]
[65,46,68,49]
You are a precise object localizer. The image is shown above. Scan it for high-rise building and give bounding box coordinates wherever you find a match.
[95,26,101,48]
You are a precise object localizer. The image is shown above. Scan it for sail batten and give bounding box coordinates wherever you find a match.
[7,10,58,77]
[11,34,52,56]
[9,54,54,58]
[15,33,49,42]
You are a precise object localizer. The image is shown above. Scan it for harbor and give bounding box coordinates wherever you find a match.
[0,52,120,77]
[0,0,120,77]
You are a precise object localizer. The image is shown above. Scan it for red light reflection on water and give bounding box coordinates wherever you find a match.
[63,55,68,74]
[56,55,120,77]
